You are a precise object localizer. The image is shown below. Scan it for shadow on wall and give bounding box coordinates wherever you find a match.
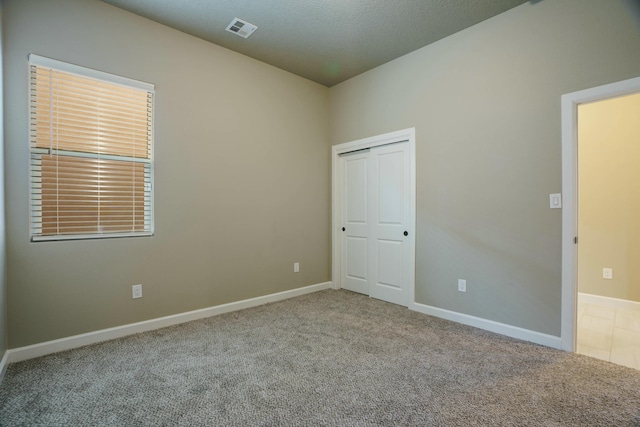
[624,0,640,29]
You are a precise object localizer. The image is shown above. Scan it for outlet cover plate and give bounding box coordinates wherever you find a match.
[458,279,467,292]
[132,284,143,299]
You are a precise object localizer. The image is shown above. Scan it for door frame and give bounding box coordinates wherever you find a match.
[560,76,640,351]
[331,128,416,305]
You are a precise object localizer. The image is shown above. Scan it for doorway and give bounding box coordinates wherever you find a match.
[575,93,640,369]
[331,128,416,307]
[561,77,640,367]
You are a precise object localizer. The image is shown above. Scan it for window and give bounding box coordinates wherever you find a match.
[29,55,154,241]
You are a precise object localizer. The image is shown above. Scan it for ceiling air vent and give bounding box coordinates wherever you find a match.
[225,18,257,39]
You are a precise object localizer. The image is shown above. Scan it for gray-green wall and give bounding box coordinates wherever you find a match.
[4,0,330,348]
[4,0,640,350]
[329,0,640,336]
[0,1,7,361]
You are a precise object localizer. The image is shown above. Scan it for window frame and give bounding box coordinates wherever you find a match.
[28,54,155,242]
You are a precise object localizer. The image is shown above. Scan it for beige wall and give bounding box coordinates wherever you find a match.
[578,94,640,302]
[4,0,330,347]
[329,0,640,335]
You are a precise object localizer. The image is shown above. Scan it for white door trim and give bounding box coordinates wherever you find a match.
[331,128,416,306]
[560,76,640,351]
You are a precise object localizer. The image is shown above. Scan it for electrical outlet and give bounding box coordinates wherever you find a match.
[458,279,467,293]
[132,284,143,299]
[603,268,613,280]
[294,262,300,273]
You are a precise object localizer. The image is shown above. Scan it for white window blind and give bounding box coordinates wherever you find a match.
[28,55,154,241]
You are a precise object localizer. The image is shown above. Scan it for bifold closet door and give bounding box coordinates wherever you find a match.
[340,142,410,307]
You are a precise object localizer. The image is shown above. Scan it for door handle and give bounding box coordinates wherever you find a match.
[404,231,408,236]
[342,227,345,232]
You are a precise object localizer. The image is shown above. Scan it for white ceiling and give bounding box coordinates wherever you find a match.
[100,0,529,87]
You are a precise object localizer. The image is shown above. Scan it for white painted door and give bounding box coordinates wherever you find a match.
[369,142,411,306]
[340,150,370,295]
[339,141,411,306]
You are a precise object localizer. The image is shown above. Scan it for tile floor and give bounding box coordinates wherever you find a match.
[577,298,640,370]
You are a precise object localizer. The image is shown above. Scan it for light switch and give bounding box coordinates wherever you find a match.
[549,193,562,209]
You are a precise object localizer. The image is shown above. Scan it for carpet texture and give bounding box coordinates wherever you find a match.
[1,289,639,426]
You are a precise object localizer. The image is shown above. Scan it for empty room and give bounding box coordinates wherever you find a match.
[1,0,640,425]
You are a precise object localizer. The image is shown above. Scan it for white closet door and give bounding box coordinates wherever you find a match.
[369,142,411,306]
[340,150,370,295]
[339,141,411,307]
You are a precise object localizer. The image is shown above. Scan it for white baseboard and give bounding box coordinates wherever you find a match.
[5,281,332,364]
[410,302,562,349]
[578,292,640,311]
[0,350,8,384]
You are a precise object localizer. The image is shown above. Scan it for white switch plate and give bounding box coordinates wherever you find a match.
[603,268,613,280]
[132,284,143,299]
[549,193,562,209]
[294,262,300,273]
[458,279,466,292]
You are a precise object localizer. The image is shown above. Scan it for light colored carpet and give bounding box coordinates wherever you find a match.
[1,289,639,426]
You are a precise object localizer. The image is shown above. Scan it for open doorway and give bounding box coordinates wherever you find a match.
[561,78,640,367]
[574,93,640,369]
